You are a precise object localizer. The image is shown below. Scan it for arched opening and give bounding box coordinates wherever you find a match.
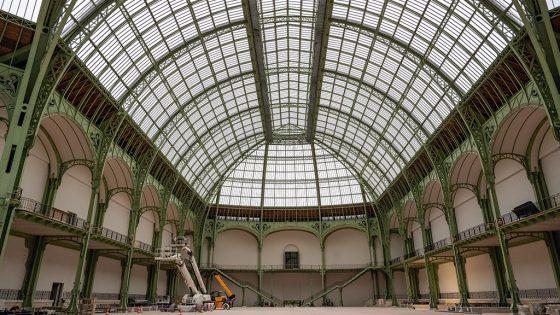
[324,228,369,266]
[102,192,132,236]
[450,153,486,233]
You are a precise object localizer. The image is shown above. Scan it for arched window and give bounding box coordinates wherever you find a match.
[284,244,299,269]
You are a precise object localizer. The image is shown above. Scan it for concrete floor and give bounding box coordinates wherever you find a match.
[126,307,516,315]
[132,308,434,315]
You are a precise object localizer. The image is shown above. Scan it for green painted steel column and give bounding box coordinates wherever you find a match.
[166,269,177,302]
[421,226,438,308]
[41,177,59,210]
[119,195,141,309]
[528,171,549,209]
[544,232,560,298]
[21,236,47,308]
[119,251,134,310]
[241,287,246,307]
[387,270,397,306]
[257,270,263,306]
[66,175,102,314]
[487,177,520,313]
[93,202,108,228]
[320,241,326,304]
[444,201,470,306]
[0,0,77,266]
[411,268,420,303]
[404,265,413,304]
[147,263,160,303]
[489,247,508,305]
[372,270,380,302]
[478,198,493,226]
[338,287,343,307]
[81,249,99,298]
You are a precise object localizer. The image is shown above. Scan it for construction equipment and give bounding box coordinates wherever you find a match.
[155,237,214,312]
[211,274,236,310]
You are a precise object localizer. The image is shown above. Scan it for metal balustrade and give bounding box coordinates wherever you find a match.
[518,288,559,300]
[9,187,22,202]
[134,240,153,252]
[17,197,88,229]
[541,192,560,211]
[128,294,148,302]
[500,192,560,226]
[439,292,459,299]
[418,294,430,300]
[455,222,494,242]
[0,289,21,300]
[425,237,451,252]
[93,227,129,244]
[92,293,120,300]
[199,263,371,271]
[405,248,424,259]
[469,291,498,299]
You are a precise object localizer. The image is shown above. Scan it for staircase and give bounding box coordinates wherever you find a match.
[213,268,283,306]
[301,266,372,307]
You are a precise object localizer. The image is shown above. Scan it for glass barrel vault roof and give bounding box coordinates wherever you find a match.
[2,0,531,206]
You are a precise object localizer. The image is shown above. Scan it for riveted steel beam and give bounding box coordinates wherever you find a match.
[306,0,333,142]
[242,0,273,142]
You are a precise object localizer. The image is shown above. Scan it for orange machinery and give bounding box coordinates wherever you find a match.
[211,274,236,310]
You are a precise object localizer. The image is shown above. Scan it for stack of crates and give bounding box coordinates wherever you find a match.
[79,298,96,315]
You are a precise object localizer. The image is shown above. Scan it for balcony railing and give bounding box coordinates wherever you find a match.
[455,222,494,242]
[92,293,120,300]
[404,248,424,259]
[17,197,88,229]
[199,263,371,271]
[0,289,21,300]
[500,192,560,226]
[134,240,153,252]
[469,291,498,299]
[425,237,451,252]
[93,227,129,244]
[418,294,430,300]
[518,288,559,300]
[389,257,402,264]
[439,292,459,299]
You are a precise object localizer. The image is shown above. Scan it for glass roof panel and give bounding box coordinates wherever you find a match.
[1,0,41,21]
[258,0,316,131]
[62,0,518,203]
[218,142,364,207]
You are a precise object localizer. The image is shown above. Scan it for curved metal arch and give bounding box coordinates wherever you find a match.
[174,109,263,183]
[171,106,260,169]
[314,138,382,200]
[190,134,267,200]
[322,225,368,241]
[469,0,521,36]
[488,104,543,155]
[322,70,429,138]
[41,112,97,161]
[329,19,463,97]
[106,186,134,203]
[447,151,483,185]
[160,66,428,156]
[314,134,393,195]
[333,1,505,87]
[59,159,94,178]
[64,0,122,40]
[156,72,255,145]
[217,226,260,242]
[103,156,135,189]
[118,21,247,108]
[317,106,408,166]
